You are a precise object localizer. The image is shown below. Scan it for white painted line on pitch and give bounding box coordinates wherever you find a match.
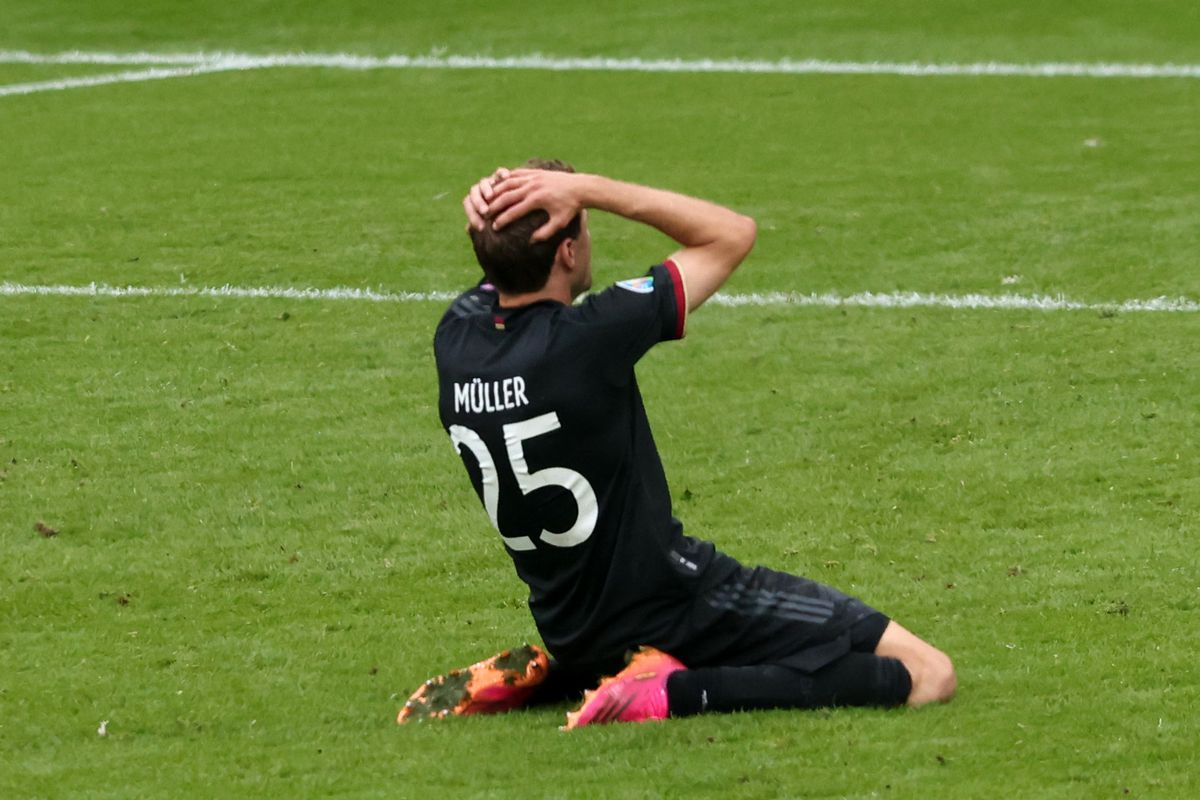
[0,64,244,97]
[0,282,457,303]
[3,282,1198,314]
[707,290,1200,313]
[1,48,1198,80]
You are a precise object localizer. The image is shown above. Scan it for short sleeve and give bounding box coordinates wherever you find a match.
[567,260,688,377]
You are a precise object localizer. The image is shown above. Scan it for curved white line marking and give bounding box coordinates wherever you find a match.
[0,64,244,97]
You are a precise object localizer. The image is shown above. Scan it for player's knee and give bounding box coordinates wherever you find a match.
[907,649,956,706]
[926,650,956,702]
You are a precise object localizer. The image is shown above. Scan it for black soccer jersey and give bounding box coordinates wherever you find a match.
[434,261,735,665]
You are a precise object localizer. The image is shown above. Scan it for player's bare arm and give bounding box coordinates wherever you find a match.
[478,168,756,312]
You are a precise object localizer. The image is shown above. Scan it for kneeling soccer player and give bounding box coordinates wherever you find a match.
[399,159,956,728]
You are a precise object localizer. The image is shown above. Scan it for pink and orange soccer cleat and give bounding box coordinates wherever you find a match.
[562,647,686,730]
[397,644,549,724]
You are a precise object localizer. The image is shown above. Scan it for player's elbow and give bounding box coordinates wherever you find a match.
[728,213,757,266]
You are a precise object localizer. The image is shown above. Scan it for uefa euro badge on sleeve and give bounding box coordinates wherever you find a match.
[616,276,655,294]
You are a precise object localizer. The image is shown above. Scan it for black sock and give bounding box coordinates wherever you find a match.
[666,653,912,717]
[525,657,621,706]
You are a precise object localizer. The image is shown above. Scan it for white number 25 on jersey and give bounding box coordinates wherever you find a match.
[448,412,598,550]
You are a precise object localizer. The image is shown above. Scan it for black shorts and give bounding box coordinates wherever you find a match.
[652,554,887,673]
[546,552,888,690]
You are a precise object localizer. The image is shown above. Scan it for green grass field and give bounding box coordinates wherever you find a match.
[3,3,1199,798]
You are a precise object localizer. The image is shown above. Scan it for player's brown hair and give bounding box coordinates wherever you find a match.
[469,158,583,294]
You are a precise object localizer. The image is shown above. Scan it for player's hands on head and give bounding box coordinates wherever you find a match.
[487,169,585,242]
[463,167,511,232]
